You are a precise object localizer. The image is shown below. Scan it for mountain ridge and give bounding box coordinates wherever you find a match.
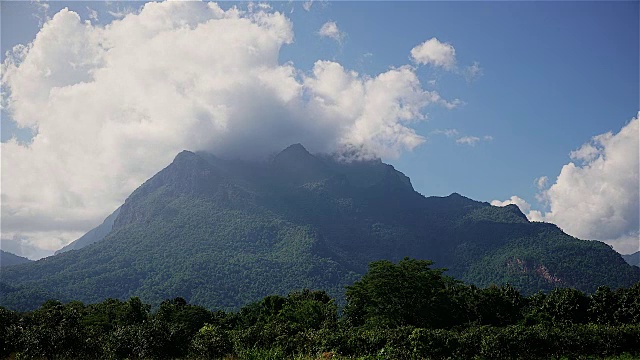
[0,250,33,267]
[1,144,638,311]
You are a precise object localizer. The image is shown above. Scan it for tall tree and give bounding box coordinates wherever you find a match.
[344,257,455,328]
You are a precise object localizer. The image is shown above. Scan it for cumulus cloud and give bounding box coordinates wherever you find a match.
[490,196,543,222]
[1,2,460,258]
[318,21,344,44]
[493,114,640,254]
[410,37,456,70]
[411,38,482,78]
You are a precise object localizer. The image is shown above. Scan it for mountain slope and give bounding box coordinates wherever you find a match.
[0,250,33,267]
[1,145,638,311]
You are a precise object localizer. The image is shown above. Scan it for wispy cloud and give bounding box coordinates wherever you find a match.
[31,0,50,26]
[431,129,459,138]
[303,0,313,11]
[87,7,98,22]
[465,61,483,82]
[456,136,480,146]
[318,21,344,44]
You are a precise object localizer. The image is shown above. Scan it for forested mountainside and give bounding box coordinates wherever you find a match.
[1,144,638,311]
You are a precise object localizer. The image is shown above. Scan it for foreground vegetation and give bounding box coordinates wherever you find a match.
[2,258,639,359]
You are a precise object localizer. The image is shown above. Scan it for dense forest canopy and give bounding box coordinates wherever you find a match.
[2,258,639,359]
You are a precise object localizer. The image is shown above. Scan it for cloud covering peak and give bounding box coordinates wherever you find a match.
[1,2,459,258]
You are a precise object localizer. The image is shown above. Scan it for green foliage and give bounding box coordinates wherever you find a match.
[344,258,454,329]
[190,323,232,359]
[1,260,640,360]
[231,289,338,355]
[0,306,19,358]
[14,300,92,359]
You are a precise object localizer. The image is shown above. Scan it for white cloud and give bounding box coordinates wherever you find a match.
[435,132,491,146]
[535,176,548,190]
[318,21,344,44]
[493,114,640,254]
[465,61,483,81]
[87,7,99,22]
[303,0,313,11]
[1,2,461,259]
[431,128,459,138]
[490,196,544,222]
[108,10,128,19]
[541,114,639,253]
[410,37,456,70]
[32,0,50,27]
[456,136,480,146]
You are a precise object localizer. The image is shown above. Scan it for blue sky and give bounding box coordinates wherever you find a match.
[1,1,638,258]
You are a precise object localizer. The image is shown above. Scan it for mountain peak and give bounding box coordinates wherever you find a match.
[284,143,308,153]
[173,150,198,162]
[503,204,528,220]
[275,143,312,160]
[272,144,330,184]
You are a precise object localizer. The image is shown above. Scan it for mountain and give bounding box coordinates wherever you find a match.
[55,207,121,255]
[623,251,640,267]
[0,250,33,267]
[1,144,638,311]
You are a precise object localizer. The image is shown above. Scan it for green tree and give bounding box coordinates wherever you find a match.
[543,288,589,325]
[17,300,90,359]
[190,323,232,359]
[614,281,640,324]
[344,257,454,328]
[0,306,19,358]
[475,284,524,326]
[154,297,213,358]
[589,286,618,325]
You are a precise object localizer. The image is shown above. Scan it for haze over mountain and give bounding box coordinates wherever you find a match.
[0,250,33,267]
[623,251,640,267]
[1,145,637,311]
[55,208,121,255]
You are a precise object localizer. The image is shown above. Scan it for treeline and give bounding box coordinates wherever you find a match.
[2,258,640,359]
